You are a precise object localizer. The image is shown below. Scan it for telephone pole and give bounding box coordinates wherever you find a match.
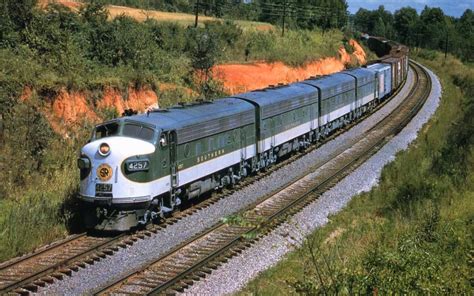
[194,0,200,28]
[444,30,449,59]
[281,0,287,36]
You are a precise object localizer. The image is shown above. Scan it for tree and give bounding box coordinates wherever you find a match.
[189,29,222,99]
[80,0,109,24]
[0,0,38,47]
[394,7,419,46]
[373,17,386,37]
[354,8,372,33]
[456,9,474,61]
[419,6,446,49]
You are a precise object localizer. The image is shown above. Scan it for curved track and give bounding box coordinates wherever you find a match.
[95,61,431,295]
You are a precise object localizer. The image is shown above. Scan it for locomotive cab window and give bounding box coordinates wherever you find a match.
[123,124,155,142]
[94,122,119,139]
[159,133,168,147]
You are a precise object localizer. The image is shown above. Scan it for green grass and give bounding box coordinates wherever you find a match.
[238,52,474,295]
[219,28,346,67]
[0,137,82,261]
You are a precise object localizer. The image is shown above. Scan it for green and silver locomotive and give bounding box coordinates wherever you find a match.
[78,98,257,231]
[78,52,408,231]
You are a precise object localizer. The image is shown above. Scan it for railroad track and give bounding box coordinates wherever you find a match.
[0,64,414,295]
[95,61,431,295]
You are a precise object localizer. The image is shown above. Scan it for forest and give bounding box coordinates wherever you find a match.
[100,0,350,30]
[353,5,473,62]
[102,1,474,62]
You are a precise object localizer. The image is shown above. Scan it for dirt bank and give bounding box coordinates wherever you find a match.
[20,86,159,135]
[214,39,366,94]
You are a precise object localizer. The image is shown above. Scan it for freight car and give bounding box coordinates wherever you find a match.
[78,48,409,231]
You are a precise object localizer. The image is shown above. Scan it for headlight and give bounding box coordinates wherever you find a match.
[125,160,150,172]
[98,143,111,157]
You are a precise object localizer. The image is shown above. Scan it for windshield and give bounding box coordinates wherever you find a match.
[122,123,155,142]
[94,122,119,139]
[93,122,155,143]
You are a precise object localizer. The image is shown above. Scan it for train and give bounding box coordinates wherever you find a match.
[77,40,409,231]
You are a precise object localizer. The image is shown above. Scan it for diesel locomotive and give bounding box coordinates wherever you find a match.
[78,43,409,231]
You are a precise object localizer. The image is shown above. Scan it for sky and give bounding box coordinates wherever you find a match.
[346,0,473,17]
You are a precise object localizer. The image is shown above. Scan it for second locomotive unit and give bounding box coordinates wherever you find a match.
[78,48,408,231]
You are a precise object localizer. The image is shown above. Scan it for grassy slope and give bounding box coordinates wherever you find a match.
[105,4,272,30]
[239,52,474,294]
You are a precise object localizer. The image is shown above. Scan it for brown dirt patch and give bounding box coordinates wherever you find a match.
[92,86,159,116]
[107,5,216,23]
[214,39,367,94]
[214,57,346,94]
[255,24,274,31]
[350,39,367,64]
[38,0,81,10]
[43,86,159,135]
[51,89,99,124]
[324,228,346,245]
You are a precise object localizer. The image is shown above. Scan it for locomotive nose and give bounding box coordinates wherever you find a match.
[78,136,156,202]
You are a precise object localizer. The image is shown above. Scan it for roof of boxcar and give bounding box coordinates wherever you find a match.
[366,63,391,71]
[381,57,401,63]
[130,97,255,132]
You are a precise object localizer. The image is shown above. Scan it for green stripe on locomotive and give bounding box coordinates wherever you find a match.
[121,123,256,183]
[175,123,256,170]
[233,83,319,148]
[121,98,256,183]
[320,89,355,114]
[268,103,314,135]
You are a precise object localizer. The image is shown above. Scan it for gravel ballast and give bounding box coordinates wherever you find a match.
[183,64,441,295]
[37,66,419,295]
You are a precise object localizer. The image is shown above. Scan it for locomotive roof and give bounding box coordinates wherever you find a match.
[303,73,355,100]
[341,68,375,80]
[232,83,318,119]
[131,97,254,132]
[341,68,375,85]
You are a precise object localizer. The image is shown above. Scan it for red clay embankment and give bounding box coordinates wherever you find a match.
[214,39,366,94]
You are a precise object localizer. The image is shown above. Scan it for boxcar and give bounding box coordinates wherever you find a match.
[382,57,403,91]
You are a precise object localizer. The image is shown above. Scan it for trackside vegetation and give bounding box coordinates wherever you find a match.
[0,1,358,261]
[239,52,473,294]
